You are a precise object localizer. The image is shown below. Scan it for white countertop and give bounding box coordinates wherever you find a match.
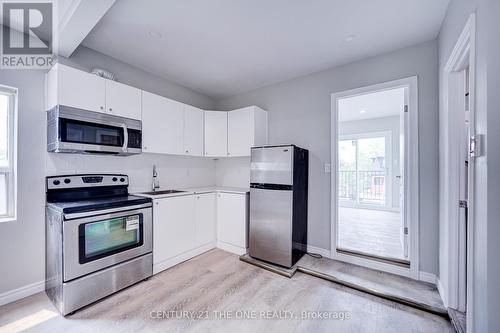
[133,186,249,199]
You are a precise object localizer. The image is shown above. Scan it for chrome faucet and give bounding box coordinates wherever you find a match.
[152,165,160,191]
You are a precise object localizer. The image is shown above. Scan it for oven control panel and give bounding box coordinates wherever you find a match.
[47,174,128,189]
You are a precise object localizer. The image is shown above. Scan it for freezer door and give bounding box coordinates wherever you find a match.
[249,187,293,267]
[250,146,293,185]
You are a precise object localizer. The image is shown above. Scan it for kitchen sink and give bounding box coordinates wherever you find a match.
[141,190,187,195]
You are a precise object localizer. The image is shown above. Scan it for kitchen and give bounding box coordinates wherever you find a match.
[1,0,499,332]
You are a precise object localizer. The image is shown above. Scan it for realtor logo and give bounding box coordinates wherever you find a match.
[1,1,56,69]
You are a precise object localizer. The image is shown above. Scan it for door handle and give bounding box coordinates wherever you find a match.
[122,124,128,152]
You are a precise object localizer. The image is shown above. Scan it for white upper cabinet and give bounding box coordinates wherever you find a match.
[227,106,268,157]
[46,64,142,120]
[105,79,142,120]
[46,65,267,158]
[183,105,204,156]
[204,111,228,157]
[47,63,106,112]
[142,91,184,155]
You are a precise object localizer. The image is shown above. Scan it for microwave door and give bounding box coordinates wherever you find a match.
[59,118,125,154]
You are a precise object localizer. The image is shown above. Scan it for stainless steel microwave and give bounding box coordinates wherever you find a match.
[47,105,142,156]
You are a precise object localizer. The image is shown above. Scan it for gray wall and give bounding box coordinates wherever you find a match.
[438,0,499,331]
[0,42,216,299]
[215,40,439,274]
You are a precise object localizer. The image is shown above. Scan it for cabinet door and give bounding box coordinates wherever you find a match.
[228,107,253,157]
[204,111,227,157]
[105,80,142,120]
[183,105,204,156]
[153,196,195,264]
[57,64,106,112]
[217,193,247,248]
[142,91,184,154]
[195,193,217,247]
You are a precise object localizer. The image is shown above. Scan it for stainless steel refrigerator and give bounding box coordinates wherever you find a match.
[249,144,308,268]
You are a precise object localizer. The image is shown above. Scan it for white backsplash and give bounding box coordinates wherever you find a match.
[46,152,216,193]
[215,157,251,188]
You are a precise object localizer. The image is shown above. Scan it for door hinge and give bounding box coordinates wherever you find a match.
[459,200,468,209]
[404,105,409,113]
[469,134,484,158]
[404,227,409,235]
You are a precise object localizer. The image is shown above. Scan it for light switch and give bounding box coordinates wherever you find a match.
[324,163,331,173]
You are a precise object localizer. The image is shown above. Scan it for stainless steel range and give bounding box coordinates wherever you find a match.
[45,174,153,315]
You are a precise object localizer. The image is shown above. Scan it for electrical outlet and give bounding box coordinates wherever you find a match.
[324,163,331,173]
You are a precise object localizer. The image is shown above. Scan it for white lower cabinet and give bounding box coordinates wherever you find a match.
[152,190,248,274]
[216,192,248,255]
[153,196,195,273]
[195,193,217,247]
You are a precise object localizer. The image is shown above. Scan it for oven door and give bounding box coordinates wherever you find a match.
[62,206,152,282]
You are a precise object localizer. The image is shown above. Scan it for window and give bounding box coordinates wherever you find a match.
[0,85,17,221]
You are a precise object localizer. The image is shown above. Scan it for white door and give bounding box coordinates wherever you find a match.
[183,105,204,156]
[57,64,106,113]
[142,91,184,154]
[194,193,217,247]
[228,107,253,157]
[153,196,195,264]
[105,80,142,120]
[399,91,409,259]
[204,111,228,157]
[217,192,247,248]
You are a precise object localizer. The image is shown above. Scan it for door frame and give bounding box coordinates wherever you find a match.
[331,76,419,279]
[441,13,476,327]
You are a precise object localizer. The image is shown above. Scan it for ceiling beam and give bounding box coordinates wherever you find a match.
[57,0,115,57]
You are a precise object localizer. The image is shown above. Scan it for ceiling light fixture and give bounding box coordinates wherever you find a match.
[345,35,356,42]
[360,110,366,113]
[148,31,162,39]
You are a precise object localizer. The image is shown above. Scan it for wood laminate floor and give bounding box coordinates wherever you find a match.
[338,207,405,260]
[0,249,453,333]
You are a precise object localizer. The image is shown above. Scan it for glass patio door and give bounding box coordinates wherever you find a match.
[338,135,388,208]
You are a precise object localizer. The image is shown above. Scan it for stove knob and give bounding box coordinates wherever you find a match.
[120,178,125,182]
[112,177,118,182]
[53,180,60,185]
[64,178,71,184]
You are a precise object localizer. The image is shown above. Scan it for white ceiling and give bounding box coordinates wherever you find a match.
[82,0,449,99]
[338,88,405,122]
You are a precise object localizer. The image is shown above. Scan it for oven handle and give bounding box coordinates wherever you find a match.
[122,124,128,152]
[64,202,152,220]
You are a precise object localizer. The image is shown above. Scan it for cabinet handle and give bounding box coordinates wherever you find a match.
[185,150,189,153]
[109,108,113,112]
[100,106,104,110]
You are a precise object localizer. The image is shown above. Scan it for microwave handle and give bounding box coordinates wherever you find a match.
[122,124,128,152]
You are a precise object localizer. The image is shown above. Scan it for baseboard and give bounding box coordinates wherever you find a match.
[306,245,331,258]
[437,278,448,308]
[153,242,216,275]
[0,280,45,307]
[216,240,247,255]
[418,271,437,285]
